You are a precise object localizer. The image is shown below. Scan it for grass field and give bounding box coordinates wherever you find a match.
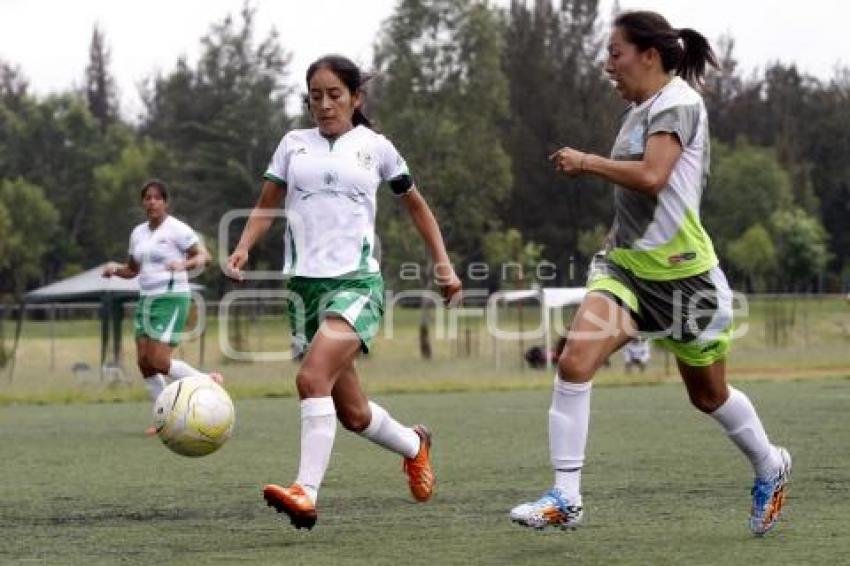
[2,378,849,565]
[4,295,850,404]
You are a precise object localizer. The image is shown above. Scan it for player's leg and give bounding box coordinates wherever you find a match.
[511,291,636,530]
[678,359,791,535]
[333,363,433,501]
[263,316,361,529]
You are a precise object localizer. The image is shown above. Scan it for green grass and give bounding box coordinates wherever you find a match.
[5,296,850,404]
[2,379,848,565]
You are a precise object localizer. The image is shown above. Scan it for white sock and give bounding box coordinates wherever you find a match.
[711,386,782,479]
[295,397,337,503]
[358,401,420,458]
[168,359,207,381]
[549,376,591,504]
[143,374,166,401]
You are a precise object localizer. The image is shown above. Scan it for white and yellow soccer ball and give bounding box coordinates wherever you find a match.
[153,375,235,457]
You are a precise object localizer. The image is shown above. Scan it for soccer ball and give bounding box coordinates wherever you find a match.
[153,375,235,457]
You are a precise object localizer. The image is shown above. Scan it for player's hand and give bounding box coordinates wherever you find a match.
[102,262,121,278]
[225,249,249,282]
[436,266,463,306]
[549,146,587,176]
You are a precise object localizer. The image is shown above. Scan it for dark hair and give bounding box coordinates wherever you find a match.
[140,179,168,201]
[614,11,718,85]
[305,55,372,128]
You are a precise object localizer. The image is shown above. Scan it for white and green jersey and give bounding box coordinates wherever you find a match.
[129,216,199,296]
[264,125,411,278]
[606,76,718,281]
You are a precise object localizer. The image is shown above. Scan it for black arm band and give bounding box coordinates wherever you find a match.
[388,174,414,195]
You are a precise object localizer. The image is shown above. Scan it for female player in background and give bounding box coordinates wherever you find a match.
[103,179,223,435]
[227,55,462,530]
[509,11,790,536]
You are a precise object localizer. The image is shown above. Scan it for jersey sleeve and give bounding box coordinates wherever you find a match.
[647,101,700,147]
[128,226,139,257]
[377,136,412,190]
[264,134,291,187]
[175,222,200,252]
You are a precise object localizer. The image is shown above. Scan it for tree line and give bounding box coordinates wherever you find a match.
[1,0,847,302]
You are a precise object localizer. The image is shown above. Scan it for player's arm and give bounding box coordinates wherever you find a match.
[168,242,210,272]
[550,132,682,196]
[400,187,462,303]
[226,180,286,281]
[102,256,140,279]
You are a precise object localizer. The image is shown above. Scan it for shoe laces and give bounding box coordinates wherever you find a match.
[750,476,777,510]
[535,489,571,511]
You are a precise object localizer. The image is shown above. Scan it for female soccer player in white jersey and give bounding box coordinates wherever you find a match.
[509,11,790,536]
[103,180,223,434]
[226,55,462,530]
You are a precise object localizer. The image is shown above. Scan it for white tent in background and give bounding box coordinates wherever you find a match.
[498,287,587,369]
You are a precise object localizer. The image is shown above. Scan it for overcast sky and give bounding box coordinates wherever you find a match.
[1,0,846,119]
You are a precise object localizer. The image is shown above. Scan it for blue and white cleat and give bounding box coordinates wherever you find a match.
[509,488,583,530]
[749,447,792,536]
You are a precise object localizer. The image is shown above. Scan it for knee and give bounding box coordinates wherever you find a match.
[687,389,727,414]
[295,367,329,399]
[337,404,371,433]
[137,355,154,376]
[557,347,596,383]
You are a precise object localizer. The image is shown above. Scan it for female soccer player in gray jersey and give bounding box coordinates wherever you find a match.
[510,11,790,536]
[103,180,223,435]
[227,55,462,530]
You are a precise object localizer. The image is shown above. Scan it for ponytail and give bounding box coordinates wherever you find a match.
[615,11,718,86]
[677,28,718,85]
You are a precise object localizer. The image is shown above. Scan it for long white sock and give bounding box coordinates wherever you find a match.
[295,397,337,503]
[168,359,206,381]
[143,374,166,401]
[358,401,420,458]
[710,386,782,479]
[549,376,591,504]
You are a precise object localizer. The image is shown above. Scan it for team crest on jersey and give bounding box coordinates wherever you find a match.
[323,170,339,187]
[356,150,375,171]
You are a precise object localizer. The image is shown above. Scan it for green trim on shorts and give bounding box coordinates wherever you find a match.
[134,293,191,346]
[655,325,732,367]
[588,276,640,313]
[286,274,384,355]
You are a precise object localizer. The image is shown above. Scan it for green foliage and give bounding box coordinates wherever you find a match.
[91,138,176,260]
[373,0,512,277]
[770,207,830,290]
[703,139,793,255]
[726,224,777,292]
[482,228,544,288]
[501,0,618,282]
[576,224,608,258]
[140,4,293,263]
[0,178,60,297]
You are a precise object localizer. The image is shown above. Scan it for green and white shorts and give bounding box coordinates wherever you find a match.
[587,253,733,367]
[134,293,191,346]
[286,274,384,357]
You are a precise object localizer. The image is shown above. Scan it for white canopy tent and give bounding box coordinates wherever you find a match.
[497,287,587,369]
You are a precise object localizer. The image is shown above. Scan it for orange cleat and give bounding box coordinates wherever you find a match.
[144,425,158,437]
[403,425,434,502]
[263,483,317,530]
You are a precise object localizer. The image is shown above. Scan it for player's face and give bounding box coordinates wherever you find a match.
[141,187,167,221]
[308,67,362,137]
[605,27,653,103]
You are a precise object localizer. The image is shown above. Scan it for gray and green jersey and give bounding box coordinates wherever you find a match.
[264,125,411,278]
[606,76,718,281]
